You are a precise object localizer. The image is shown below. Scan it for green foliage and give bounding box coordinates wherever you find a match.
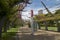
[34,9,60,22]
[0,0,30,39]
[0,0,29,17]
[0,0,29,27]
[41,27,57,31]
[2,27,19,40]
[55,9,60,14]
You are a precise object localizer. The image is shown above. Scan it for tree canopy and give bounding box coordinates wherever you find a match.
[0,0,30,39]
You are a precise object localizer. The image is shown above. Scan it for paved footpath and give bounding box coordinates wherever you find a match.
[16,25,60,40]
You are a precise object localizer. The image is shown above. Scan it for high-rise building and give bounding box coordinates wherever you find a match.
[38,10,43,14]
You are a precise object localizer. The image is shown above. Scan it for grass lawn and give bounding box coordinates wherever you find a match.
[2,27,19,40]
[41,27,57,31]
[7,27,18,32]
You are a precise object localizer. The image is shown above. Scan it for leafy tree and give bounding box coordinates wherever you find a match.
[0,0,30,39]
[55,9,60,14]
[54,9,60,32]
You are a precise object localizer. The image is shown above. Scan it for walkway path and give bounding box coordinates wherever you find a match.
[16,25,60,40]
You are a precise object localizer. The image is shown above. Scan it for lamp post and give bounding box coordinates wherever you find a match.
[30,10,34,35]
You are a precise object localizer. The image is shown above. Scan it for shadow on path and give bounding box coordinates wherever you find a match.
[19,34,55,40]
[17,26,56,40]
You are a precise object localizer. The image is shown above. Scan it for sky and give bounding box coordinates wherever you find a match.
[22,0,60,20]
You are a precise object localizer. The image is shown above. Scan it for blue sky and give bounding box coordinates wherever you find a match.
[22,0,60,20]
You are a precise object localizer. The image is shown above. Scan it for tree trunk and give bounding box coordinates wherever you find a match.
[4,20,10,32]
[0,26,2,40]
[10,18,17,28]
[44,21,48,30]
[0,16,6,39]
[38,22,41,29]
[56,20,60,32]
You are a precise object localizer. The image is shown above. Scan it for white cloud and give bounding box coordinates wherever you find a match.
[49,5,60,13]
[22,10,31,20]
[22,5,60,20]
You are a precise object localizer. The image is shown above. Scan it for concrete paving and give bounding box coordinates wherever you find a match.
[16,25,60,40]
